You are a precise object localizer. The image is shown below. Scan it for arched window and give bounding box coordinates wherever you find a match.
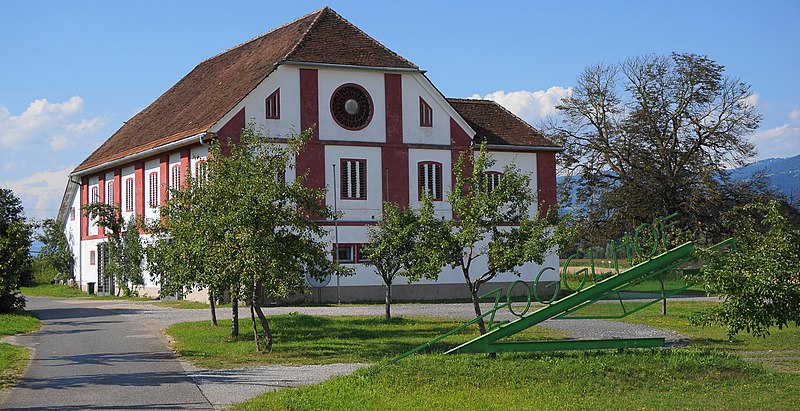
[148,172,159,208]
[418,161,443,200]
[170,164,181,190]
[194,160,208,186]
[106,181,114,205]
[125,178,134,212]
[482,171,503,193]
[91,186,99,204]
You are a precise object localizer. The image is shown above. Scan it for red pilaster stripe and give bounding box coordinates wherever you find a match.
[135,162,145,219]
[218,108,245,156]
[80,177,88,240]
[382,73,409,206]
[450,117,472,219]
[297,68,324,190]
[159,155,169,205]
[180,149,190,187]
[536,151,557,218]
[113,170,121,208]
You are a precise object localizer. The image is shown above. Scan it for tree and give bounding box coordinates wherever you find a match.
[82,203,144,297]
[695,201,800,338]
[364,202,425,320]
[0,188,32,312]
[36,218,75,282]
[409,144,564,334]
[549,53,761,243]
[151,125,343,351]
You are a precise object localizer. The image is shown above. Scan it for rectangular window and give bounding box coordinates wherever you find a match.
[106,181,114,205]
[335,245,354,263]
[170,164,181,190]
[418,162,443,200]
[125,178,134,212]
[420,97,433,127]
[148,172,159,208]
[89,250,96,266]
[483,171,502,193]
[265,88,280,119]
[91,186,99,204]
[357,244,371,263]
[69,207,75,221]
[340,159,366,199]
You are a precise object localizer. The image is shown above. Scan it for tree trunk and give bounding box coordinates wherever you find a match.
[253,303,273,352]
[470,286,487,335]
[384,280,392,321]
[659,276,667,316]
[208,290,218,326]
[249,293,261,352]
[231,294,239,338]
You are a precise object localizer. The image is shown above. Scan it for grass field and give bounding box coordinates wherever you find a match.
[19,283,86,298]
[166,314,566,369]
[234,350,800,411]
[0,311,41,391]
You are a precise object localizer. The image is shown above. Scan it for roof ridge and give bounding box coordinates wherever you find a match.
[280,6,329,62]
[447,97,494,103]
[197,7,327,66]
[283,7,418,69]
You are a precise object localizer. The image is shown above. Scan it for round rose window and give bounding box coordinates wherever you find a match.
[330,84,373,130]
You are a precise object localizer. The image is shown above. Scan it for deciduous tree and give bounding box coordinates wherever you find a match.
[0,188,31,312]
[35,218,75,282]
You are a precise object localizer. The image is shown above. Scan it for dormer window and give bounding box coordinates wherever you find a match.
[265,88,280,119]
[419,97,433,127]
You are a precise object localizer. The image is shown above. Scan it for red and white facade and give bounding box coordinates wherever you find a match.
[59,8,561,300]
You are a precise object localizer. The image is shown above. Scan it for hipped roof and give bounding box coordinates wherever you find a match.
[447,98,560,148]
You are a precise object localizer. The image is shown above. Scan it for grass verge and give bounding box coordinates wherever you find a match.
[0,311,40,391]
[234,350,800,410]
[19,284,86,298]
[166,314,566,369]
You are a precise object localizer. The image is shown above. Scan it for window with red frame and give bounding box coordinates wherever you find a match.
[106,181,114,205]
[419,97,433,127]
[89,250,96,265]
[334,244,355,263]
[194,160,208,186]
[483,171,503,193]
[418,161,443,200]
[265,88,280,119]
[170,164,181,190]
[340,159,366,199]
[148,172,159,208]
[125,178,134,212]
[91,186,99,204]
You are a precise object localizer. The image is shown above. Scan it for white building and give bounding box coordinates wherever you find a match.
[58,7,562,301]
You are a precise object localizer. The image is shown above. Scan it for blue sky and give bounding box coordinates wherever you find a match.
[2,0,799,219]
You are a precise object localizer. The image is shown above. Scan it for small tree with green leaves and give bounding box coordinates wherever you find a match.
[0,188,31,312]
[35,218,75,282]
[695,200,800,337]
[409,144,565,334]
[82,203,144,297]
[151,125,344,351]
[364,202,422,320]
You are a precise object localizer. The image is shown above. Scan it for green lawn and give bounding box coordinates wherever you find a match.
[166,314,566,369]
[235,350,800,411]
[19,283,86,298]
[0,311,41,391]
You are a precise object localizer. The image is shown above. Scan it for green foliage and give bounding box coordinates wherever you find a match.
[234,350,799,411]
[149,125,345,349]
[0,311,41,336]
[696,201,800,338]
[0,343,30,391]
[0,188,31,312]
[407,143,567,332]
[551,53,766,243]
[82,203,144,297]
[35,218,74,282]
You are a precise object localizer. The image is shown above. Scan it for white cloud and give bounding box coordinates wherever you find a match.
[740,92,759,109]
[789,109,800,122]
[750,123,800,160]
[469,86,573,124]
[0,96,107,151]
[1,166,74,220]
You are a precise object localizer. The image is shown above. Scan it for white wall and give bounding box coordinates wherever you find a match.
[407,148,452,218]
[487,150,539,217]
[324,145,383,221]
[318,69,386,143]
[402,74,452,146]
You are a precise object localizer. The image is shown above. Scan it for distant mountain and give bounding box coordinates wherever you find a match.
[728,154,800,200]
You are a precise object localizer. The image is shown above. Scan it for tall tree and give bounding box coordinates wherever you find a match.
[82,204,144,297]
[408,144,564,334]
[36,218,75,282]
[549,53,761,243]
[0,188,31,312]
[695,201,800,338]
[151,125,343,351]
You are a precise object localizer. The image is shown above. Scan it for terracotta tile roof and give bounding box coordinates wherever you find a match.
[75,7,418,173]
[446,98,560,148]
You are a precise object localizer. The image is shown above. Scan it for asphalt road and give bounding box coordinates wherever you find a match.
[0,297,213,410]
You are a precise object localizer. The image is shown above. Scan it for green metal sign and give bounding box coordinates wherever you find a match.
[392,215,732,361]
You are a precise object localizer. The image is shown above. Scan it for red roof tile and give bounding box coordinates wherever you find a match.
[447,98,560,148]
